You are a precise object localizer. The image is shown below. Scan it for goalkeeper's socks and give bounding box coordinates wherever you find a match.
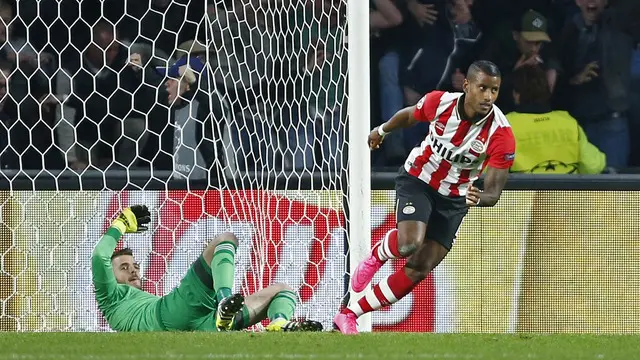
[212,241,237,303]
[373,229,401,262]
[346,267,416,316]
[229,290,297,330]
[267,290,297,321]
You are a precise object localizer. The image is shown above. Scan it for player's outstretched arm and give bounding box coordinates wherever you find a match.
[91,224,125,303]
[370,91,443,150]
[369,105,421,150]
[91,205,151,303]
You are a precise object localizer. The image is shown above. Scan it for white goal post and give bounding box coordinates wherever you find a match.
[0,0,372,332]
[345,0,372,332]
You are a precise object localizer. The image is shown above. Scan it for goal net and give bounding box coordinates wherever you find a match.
[0,0,365,332]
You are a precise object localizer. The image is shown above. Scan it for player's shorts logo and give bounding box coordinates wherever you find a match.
[403,205,416,215]
[417,96,425,109]
[470,140,485,153]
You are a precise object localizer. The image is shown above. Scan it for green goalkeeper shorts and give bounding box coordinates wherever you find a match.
[157,255,218,331]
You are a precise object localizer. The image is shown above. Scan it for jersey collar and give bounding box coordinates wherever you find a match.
[455,93,494,125]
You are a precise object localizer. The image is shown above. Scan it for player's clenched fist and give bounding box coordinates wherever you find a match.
[112,205,151,234]
[465,186,482,206]
[368,127,385,150]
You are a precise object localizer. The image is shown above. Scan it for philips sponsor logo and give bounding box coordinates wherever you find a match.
[430,135,481,165]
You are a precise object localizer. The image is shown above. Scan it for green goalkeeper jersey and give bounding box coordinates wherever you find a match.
[91,227,164,331]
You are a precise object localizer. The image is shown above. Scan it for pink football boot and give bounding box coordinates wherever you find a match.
[333,311,359,335]
[350,248,384,293]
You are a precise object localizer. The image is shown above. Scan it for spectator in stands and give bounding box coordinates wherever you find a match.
[438,0,481,103]
[0,59,13,170]
[371,0,403,33]
[371,0,406,167]
[449,0,480,40]
[555,0,640,169]
[477,10,561,114]
[438,7,484,92]
[290,0,347,172]
[507,65,605,174]
[399,0,455,153]
[439,1,569,91]
[124,0,199,57]
[0,1,13,64]
[150,40,227,182]
[0,0,59,170]
[207,2,281,172]
[474,0,569,36]
[0,6,16,171]
[209,1,345,173]
[52,21,154,171]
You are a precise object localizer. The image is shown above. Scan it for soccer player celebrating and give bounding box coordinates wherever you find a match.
[334,60,515,334]
[92,205,322,332]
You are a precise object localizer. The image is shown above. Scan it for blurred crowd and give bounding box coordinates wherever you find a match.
[0,0,638,179]
[0,0,347,180]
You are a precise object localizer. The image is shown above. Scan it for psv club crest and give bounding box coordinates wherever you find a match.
[470,139,485,153]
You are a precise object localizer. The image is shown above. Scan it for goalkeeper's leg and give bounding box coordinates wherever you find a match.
[230,283,323,332]
[160,232,240,331]
[200,232,244,331]
[202,232,237,303]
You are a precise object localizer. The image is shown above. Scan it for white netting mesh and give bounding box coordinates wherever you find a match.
[0,0,350,331]
[207,1,347,177]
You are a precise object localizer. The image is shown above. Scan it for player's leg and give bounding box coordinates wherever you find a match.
[199,232,247,331]
[334,241,449,335]
[351,169,431,292]
[201,232,238,303]
[229,283,322,332]
[336,187,465,334]
[391,201,465,289]
[158,232,240,331]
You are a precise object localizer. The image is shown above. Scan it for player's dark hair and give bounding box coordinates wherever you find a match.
[111,247,134,260]
[512,65,551,105]
[467,60,501,80]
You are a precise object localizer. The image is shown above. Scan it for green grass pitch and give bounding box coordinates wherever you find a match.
[1,332,636,360]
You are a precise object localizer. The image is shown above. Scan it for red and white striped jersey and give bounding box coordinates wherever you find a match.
[404,90,516,197]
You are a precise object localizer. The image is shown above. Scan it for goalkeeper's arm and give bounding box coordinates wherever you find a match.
[91,205,151,304]
[91,226,124,304]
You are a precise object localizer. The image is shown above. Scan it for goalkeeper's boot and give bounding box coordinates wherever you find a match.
[216,293,245,331]
[265,318,323,332]
[333,310,359,335]
[350,241,385,293]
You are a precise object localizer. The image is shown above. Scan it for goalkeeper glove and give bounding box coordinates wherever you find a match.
[111,205,151,234]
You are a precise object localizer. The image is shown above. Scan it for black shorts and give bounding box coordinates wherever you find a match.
[395,168,468,250]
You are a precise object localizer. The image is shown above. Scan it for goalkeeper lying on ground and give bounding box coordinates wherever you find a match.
[91,205,323,332]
